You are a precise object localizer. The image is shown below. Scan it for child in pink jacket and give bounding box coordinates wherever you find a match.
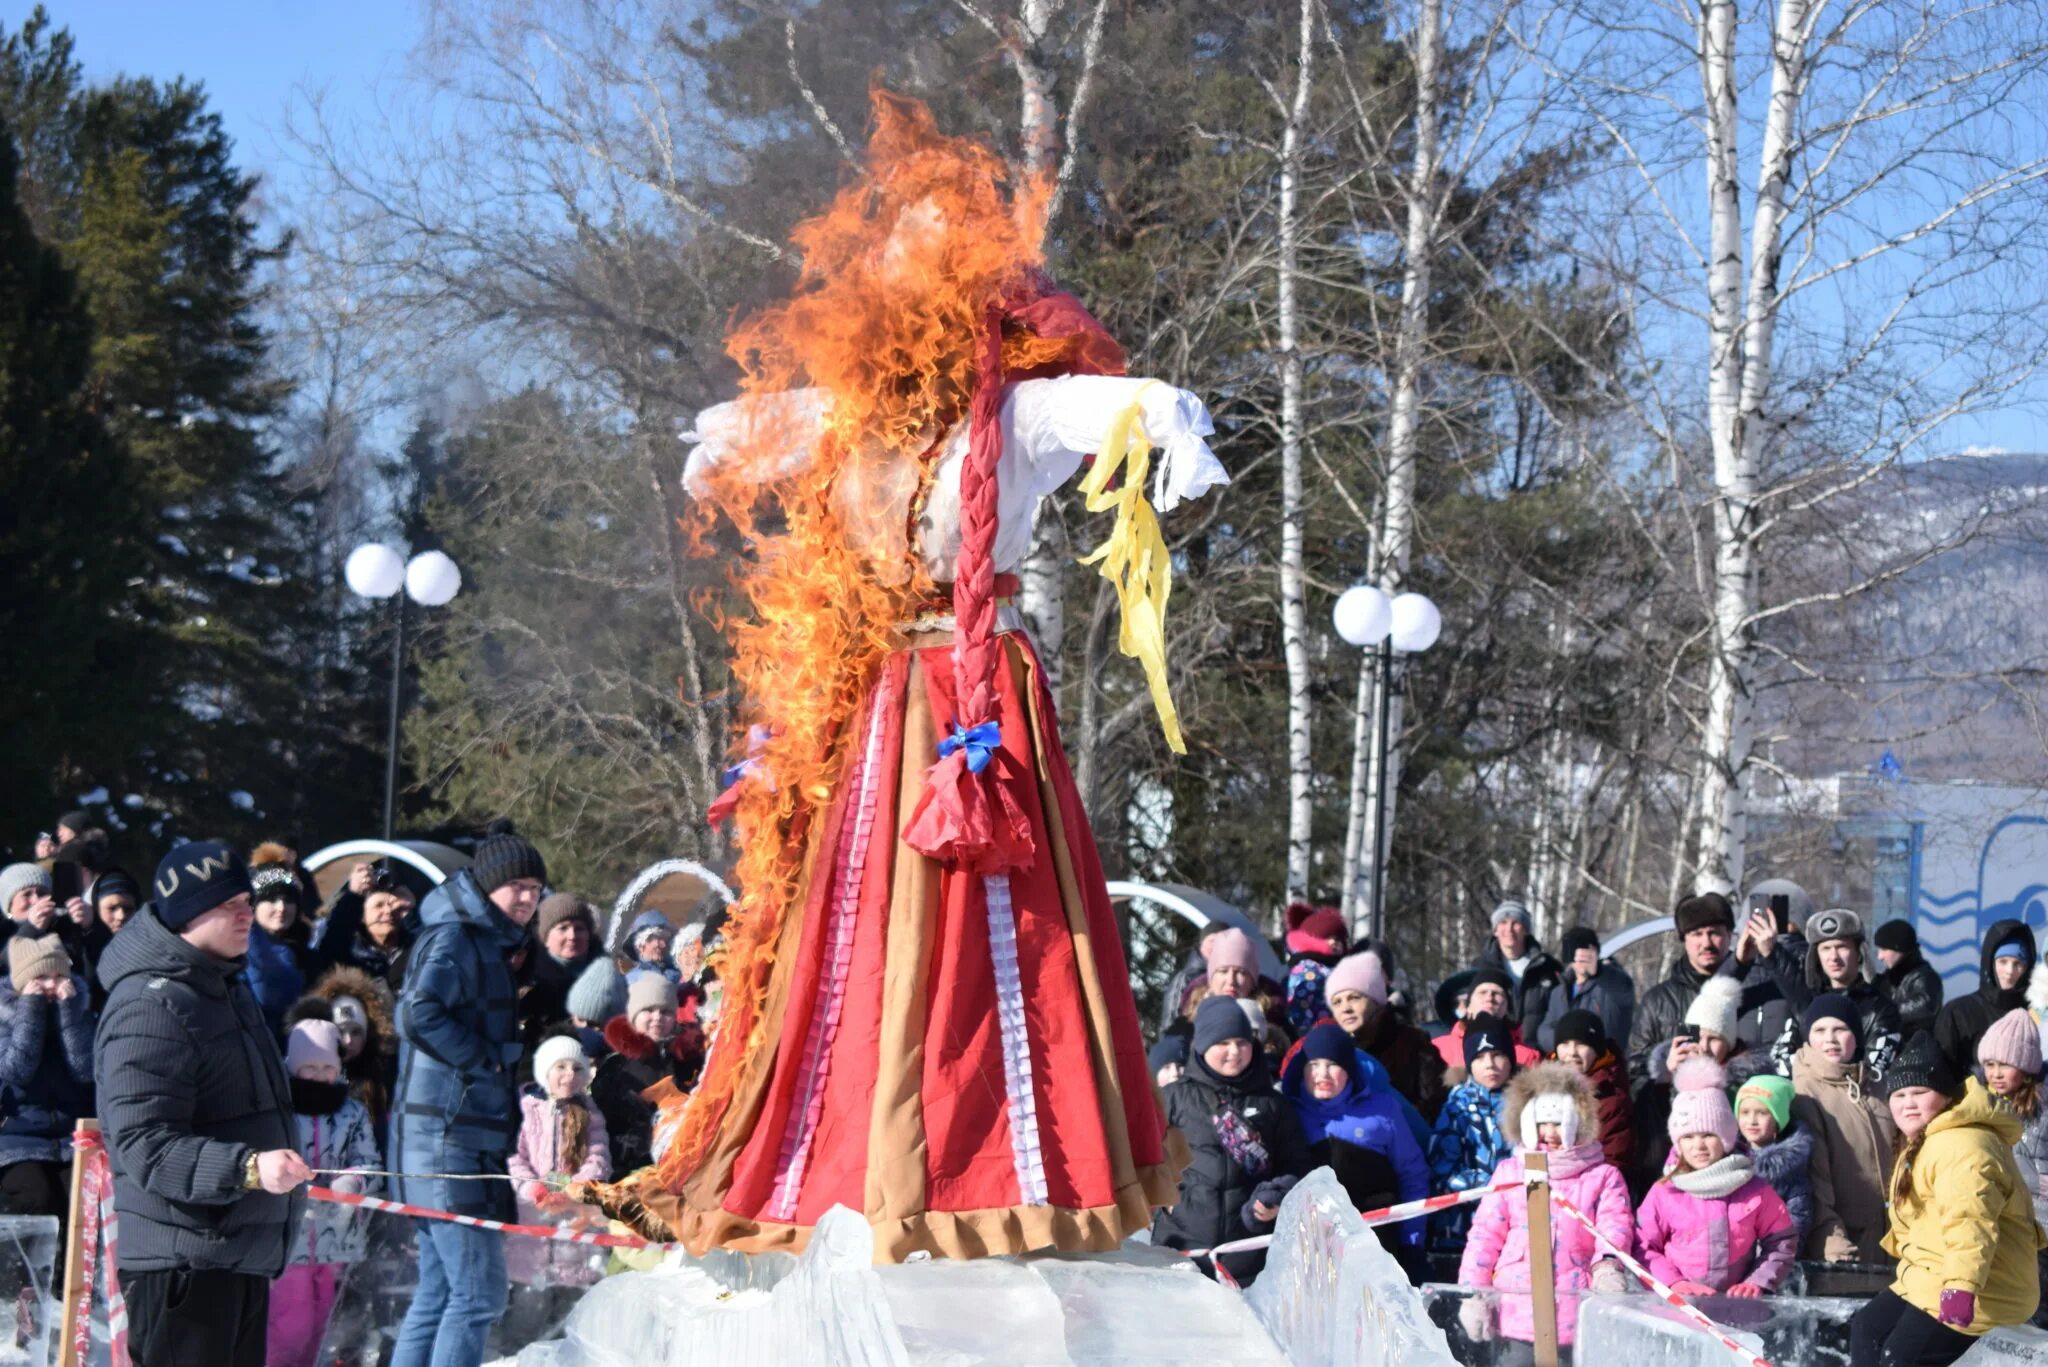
[1457,1063,1634,1364]
[507,1035,612,1291]
[1635,1058,1798,1297]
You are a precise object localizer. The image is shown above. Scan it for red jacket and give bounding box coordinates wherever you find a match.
[1433,1019,1542,1072]
[1583,1050,1635,1171]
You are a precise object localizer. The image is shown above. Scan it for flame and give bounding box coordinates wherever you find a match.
[670,91,1057,1177]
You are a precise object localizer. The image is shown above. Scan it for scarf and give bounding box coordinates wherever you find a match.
[1673,1152,1756,1199]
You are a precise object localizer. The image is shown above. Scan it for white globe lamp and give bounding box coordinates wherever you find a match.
[1388,593,1442,654]
[405,550,463,607]
[345,543,405,599]
[1333,585,1392,648]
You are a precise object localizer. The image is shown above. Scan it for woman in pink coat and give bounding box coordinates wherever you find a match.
[506,1036,613,1290]
[1457,1063,1635,1362]
[1635,1058,1798,1297]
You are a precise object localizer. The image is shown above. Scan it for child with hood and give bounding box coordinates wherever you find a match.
[1733,1074,1815,1244]
[267,1020,381,1367]
[1933,919,2035,1080]
[1153,996,1313,1285]
[1280,902,1349,1039]
[1635,1058,1798,1297]
[1457,1063,1634,1365]
[1281,1022,1429,1260]
[1428,1013,1518,1252]
[508,1035,613,1291]
[1849,1033,2046,1365]
[1788,992,1897,1262]
[1548,1009,1634,1172]
[1974,1007,2048,1324]
[624,910,683,984]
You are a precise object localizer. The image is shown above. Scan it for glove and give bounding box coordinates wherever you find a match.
[330,1175,365,1196]
[1939,1289,1976,1328]
[1670,1280,1717,1298]
[1590,1261,1629,1294]
[1458,1296,1494,1343]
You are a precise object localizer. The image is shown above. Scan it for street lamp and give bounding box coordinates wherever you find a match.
[1334,586,1441,943]
[346,544,463,840]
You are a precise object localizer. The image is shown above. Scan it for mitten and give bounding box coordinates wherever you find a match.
[1939,1289,1976,1328]
[1590,1261,1629,1294]
[1458,1296,1494,1343]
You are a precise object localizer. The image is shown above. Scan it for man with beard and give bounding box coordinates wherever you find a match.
[1323,951,1446,1123]
[1933,918,2036,1078]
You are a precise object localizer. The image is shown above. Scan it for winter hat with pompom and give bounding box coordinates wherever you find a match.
[1667,1056,1738,1148]
[1683,974,1743,1043]
[1284,902,1349,958]
[1978,1007,2044,1076]
[1324,951,1389,1008]
[1201,927,1260,978]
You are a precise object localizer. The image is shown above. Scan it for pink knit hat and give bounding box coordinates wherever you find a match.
[1324,951,1389,1008]
[1979,1007,2045,1076]
[1666,1057,1738,1148]
[1202,927,1260,977]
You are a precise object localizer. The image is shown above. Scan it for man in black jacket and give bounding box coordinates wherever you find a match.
[96,841,311,1367]
[1873,918,1943,1036]
[1475,899,1564,1028]
[1624,892,1734,1185]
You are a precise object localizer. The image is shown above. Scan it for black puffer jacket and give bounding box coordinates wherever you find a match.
[1152,1054,1312,1257]
[1878,950,1944,1036]
[1933,918,2035,1078]
[93,906,303,1277]
[1726,931,1811,1058]
[1476,938,1565,1028]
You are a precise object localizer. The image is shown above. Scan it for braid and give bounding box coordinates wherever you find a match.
[1891,1126,1928,1211]
[559,1096,590,1175]
[951,299,1007,725]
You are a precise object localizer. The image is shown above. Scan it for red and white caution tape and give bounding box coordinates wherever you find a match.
[71,1129,129,1367]
[1195,1171,1530,1259]
[306,1185,680,1250]
[1549,1190,1774,1367]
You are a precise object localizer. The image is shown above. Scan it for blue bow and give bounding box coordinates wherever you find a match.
[939,720,1003,775]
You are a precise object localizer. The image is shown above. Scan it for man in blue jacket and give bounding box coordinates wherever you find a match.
[388,825,546,1367]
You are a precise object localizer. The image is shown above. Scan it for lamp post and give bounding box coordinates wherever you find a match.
[1334,586,1441,942]
[346,544,462,840]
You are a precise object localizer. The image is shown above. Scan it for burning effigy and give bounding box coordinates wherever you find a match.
[589,91,1225,1262]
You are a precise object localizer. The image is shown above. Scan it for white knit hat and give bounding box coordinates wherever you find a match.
[1684,974,1742,1043]
[532,1034,592,1090]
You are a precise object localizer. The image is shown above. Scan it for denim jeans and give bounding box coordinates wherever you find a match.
[391,1218,508,1367]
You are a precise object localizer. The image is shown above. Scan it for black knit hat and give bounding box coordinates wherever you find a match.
[471,821,547,894]
[1468,967,1514,999]
[1885,1031,1962,1098]
[1552,1008,1606,1052]
[152,840,252,932]
[1801,992,1860,1051]
[1675,892,1735,935]
[1192,994,1254,1054]
[1561,926,1600,960]
[1873,919,1919,953]
[1463,1012,1515,1069]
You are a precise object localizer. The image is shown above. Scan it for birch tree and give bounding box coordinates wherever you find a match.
[1277,0,1318,900]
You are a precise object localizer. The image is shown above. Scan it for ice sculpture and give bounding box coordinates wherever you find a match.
[1576,1295,1767,1367]
[1244,1167,1460,1367]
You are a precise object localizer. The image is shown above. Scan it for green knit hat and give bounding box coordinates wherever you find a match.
[1736,1074,1794,1132]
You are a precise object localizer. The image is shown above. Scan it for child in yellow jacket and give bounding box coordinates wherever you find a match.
[1850,1033,2047,1366]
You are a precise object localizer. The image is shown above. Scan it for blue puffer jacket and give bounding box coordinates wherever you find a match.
[1279,1029,1429,1247]
[241,924,305,1041]
[1427,1078,1510,1247]
[0,977,96,1165]
[388,871,526,1220]
[1744,1121,1817,1242]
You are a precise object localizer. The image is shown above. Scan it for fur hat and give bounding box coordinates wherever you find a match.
[1736,1074,1795,1132]
[1201,926,1260,977]
[285,1020,343,1075]
[1667,1057,1737,1148]
[533,1033,592,1089]
[0,864,52,915]
[626,971,678,1018]
[1284,902,1349,958]
[1674,892,1735,936]
[7,934,71,992]
[1324,951,1389,1008]
[1979,1008,2044,1076]
[1683,974,1742,1042]
[1505,1062,1595,1152]
[1803,907,1862,946]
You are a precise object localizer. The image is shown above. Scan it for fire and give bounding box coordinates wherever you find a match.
[669,92,1058,1177]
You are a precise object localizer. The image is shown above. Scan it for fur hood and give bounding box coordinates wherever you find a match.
[307,964,397,1055]
[1746,1120,1815,1186]
[1503,1062,1598,1148]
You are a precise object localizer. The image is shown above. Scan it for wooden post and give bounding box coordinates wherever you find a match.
[1526,1149,1560,1367]
[57,1119,98,1367]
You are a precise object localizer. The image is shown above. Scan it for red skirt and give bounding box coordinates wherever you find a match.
[651,628,1183,1260]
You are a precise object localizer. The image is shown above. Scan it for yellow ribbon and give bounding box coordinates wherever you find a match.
[1077,386,1186,754]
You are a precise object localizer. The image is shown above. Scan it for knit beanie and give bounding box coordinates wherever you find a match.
[1886,1031,1962,1098]
[535,892,595,941]
[1192,994,1254,1055]
[533,1033,592,1089]
[1736,1074,1795,1132]
[568,957,628,1024]
[626,971,679,1018]
[1561,926,1600,961]
[285,1019,343,1075]
[1462,1012,1516,1070]
[1801,991,1860,1045]
[249,863,301,903]
[1301,1021,1357,1071]
[1667,1057,1738,1148]
[1491,899,1533,931]
[7,934,71,992]
[151,841,251,932]
[1324,951,1389,1008]
[1201,927,1260,978]
[1683,974,1742,1042]
[88,868,139,906]
[1284,902,1349,958]
[1468,967,1514,1001]
[1978,1008,2045,1076]
[1674,892,1735,936]
[1872,919,1919,953]
[470,823,547,894]
[0,864,52,915]
[1803,908,1863,947]
[1147,1034,1190,1073]
[1551,1009,1606,1053]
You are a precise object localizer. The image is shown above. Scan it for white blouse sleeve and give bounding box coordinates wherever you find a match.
[1002,375,1228,512]
[680,387,833,499]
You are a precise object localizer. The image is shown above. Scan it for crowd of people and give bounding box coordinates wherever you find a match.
[1146,891,2048,1366]
[0,817,714,1367]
